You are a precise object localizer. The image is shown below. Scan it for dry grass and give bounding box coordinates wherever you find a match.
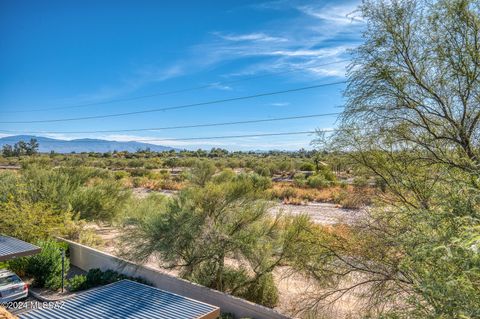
[269,183,375,209]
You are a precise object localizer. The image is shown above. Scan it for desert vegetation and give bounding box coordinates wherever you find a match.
[0,0,478,318]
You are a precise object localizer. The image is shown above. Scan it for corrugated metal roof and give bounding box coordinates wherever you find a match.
[0,236,41,262]
[20,280,220,319]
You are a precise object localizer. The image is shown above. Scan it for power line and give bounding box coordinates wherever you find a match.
[2,59,350,114]
[0,112,341,134]
[0,81,346,124]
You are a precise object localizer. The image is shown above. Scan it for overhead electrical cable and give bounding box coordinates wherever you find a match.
[0,80,346,124]
[0,112,341,134]
[1,59,350,113]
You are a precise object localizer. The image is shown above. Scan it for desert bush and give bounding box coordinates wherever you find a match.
[255,165,271,177]
[306,175,330,189]
[122,173,308,308]
[299,162,316,171]
[0,171,19,202]
[83,268,151,289]
[113,170,130,180]
[333,188,372,209]
[293,173,307,187]
[26,240,70,290]
[71,179,131,221]
[189,160,216,186]
[0,198,67,242]
[240,273,279,308]
[63,218,103,247]
[67,274,87,292]
[120,193,168,225]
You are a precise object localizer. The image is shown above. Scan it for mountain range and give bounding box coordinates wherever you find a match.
[0,135,177,153]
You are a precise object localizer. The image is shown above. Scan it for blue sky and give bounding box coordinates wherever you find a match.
[0,0,363,151]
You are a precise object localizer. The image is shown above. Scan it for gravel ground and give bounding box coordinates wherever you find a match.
[270,202,364,225]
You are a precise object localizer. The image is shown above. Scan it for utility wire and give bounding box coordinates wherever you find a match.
[0,112,341,134]
[1,59,350,114]
[0,81,346,124]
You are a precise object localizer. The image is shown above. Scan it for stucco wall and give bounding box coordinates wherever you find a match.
[62,238,291,319]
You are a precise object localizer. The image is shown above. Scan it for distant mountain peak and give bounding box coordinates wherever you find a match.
[0,135,177,153]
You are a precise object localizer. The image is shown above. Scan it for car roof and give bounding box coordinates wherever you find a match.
[0,269,16,278]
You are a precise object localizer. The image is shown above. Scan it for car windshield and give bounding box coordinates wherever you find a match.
[0,275,22,287]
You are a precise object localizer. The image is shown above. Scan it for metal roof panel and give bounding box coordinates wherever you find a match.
[20,280,220,319]
[0,236,41,262]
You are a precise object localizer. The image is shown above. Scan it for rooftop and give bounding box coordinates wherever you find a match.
[19,280,220,319]
[0,236,41,262]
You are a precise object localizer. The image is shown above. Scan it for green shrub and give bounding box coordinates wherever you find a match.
[317,166,336,182]
[279,187,297,199]
[306,175,330,189]
[86,268,104,286]
[120,193,168,225]
[255,166,271,177]
[26,240,70,290]
[293,173,307,187]
[71,179,131,221]
[7,257,29,277]
[189,160,216,186]
[83,268,151,290]
[113,170,130,180]
[241,273,279,308]
[299,162,316,171]
[67,274,87,292]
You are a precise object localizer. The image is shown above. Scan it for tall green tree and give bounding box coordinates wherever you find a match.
[121,172,307,307]
[304,1,480,318]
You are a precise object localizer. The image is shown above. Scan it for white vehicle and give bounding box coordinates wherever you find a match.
[0,269,28,303]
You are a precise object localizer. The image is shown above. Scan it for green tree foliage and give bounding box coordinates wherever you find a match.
[305,0,480,318]
[188,160,216,186]
[1,139,39,157]
[121,172,307,307]
[0,198,67,243]
[0,165,131,242]
[70,178,131,221]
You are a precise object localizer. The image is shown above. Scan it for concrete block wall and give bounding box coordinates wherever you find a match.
[61,238,291,319]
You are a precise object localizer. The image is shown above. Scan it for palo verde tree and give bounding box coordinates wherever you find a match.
[121,170,309,307]
[303,1,480,318]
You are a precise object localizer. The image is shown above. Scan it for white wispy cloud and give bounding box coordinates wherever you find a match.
[54,64,184,106]
[270,102,290,106]
[192,1,363,81]
[298,2,363,25]
[214,32,288,43]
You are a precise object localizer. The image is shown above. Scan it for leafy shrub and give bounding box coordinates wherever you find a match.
[26,240,70,290]
[63,218,103,247]
[0,199,67,243]
[113,170,130,180]
[278,186,297,199]
[189,160,216,186]
[306,175,330,189]
[299,162,316,171]
[86,268,104,286]
[120,193,167,225]
[67,274,87,292]
[80,268,151,291]
[255,165,271,177]
[241,273,279,308]
[293,173,307,187]
[7,257,29,277]
[71,179,131,221]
